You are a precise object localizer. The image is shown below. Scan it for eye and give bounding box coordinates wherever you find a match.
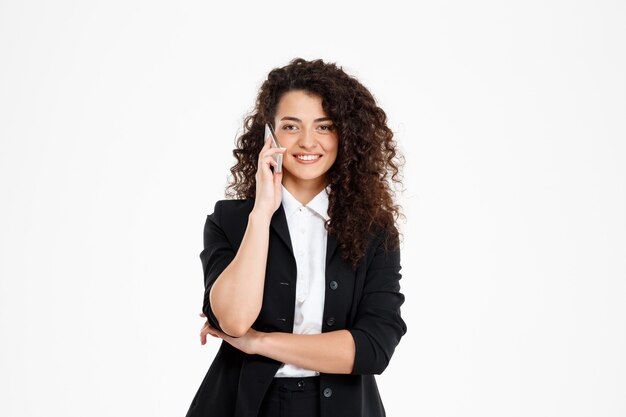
[281,124,298,131]
[318,124,335,131]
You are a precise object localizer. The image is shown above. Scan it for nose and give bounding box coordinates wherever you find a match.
[297,127,317,149]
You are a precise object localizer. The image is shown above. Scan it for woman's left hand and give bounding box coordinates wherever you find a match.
[198,312,262,355]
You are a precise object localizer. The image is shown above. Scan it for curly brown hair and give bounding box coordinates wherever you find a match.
[225,57,405,269]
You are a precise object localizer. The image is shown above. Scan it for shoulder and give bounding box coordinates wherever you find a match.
[362,221,401,267]
[206,200,256,245]
[367,220,400,249]
[212,198,252,210]
[209,199,255,224]
[202,199,255,250]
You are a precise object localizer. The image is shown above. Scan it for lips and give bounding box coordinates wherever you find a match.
[293,154,323,164]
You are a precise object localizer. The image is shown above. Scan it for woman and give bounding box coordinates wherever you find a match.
[186,57,407,417]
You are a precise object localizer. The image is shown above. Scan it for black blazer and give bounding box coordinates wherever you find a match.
[186,199,407,417]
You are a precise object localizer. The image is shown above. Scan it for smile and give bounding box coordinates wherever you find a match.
[294,154,322,164]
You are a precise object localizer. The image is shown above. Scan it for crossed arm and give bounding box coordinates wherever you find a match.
[199,203,407,376]
[200,317,356,374]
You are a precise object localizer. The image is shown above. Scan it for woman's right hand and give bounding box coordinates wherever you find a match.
[253,134,286,218]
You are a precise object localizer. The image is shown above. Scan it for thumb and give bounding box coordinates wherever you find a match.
[273,170,283,188]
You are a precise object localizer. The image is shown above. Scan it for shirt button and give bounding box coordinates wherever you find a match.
[298,250,304,256]
[297,380,305,388]
[326,317,336,326]
[329,280,338,290]
[323,387,333,398]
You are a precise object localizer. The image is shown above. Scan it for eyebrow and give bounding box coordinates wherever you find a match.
[279,116,333,123]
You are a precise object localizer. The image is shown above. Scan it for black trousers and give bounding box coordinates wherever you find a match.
[258,376,320,417]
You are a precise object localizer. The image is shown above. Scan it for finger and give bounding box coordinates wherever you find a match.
[202,322,219,338]
[262,134,273,150]
[260,147,286,161]
[264,156,278,169]
[201,328,218,339]
[258,154,284,177]
[258,156,279,178]
[263,145,287,154]
[258,143,276,175]
[274,169,283,187]
[259,144,285,164]
[200,327,214,344]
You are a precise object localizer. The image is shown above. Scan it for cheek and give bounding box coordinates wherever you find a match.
[278,136,296,148]
[324,137,340,155]
[329,142,339,159]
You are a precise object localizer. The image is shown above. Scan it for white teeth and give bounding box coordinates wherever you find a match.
[295,155,321,161]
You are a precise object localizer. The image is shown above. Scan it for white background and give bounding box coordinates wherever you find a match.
[1,1,625,416]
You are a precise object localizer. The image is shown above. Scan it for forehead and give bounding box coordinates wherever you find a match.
[275,90,327,118]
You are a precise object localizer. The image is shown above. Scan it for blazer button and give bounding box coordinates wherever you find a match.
[326,317,336,326]
[329,280,338,290]
[323,387,333,398]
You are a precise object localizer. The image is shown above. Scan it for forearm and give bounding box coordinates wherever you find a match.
[210,210,271,337]
[255,330,356,374]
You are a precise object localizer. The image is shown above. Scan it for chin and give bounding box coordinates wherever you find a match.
[284,168,329,181]
[292,174,326,181]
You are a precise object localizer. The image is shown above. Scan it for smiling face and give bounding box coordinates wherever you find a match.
[273,90,339,194]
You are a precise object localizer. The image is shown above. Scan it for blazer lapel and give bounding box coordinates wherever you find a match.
[325,228,338,267]
[270,202,338,267]
[269,203,294,258]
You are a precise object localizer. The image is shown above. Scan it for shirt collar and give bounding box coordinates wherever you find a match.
[281,184,331,221]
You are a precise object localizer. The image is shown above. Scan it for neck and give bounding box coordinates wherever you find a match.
[282,176,327,206]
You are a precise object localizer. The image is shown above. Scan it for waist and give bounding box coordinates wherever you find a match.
[266,376,320,393]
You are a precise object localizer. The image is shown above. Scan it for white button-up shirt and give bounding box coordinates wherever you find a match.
[274,183,331,378]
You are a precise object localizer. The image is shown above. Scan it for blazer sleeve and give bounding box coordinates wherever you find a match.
[348,233,408,375]
[199,200,239,338]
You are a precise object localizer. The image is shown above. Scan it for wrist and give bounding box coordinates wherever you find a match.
[249,209,272,226]
[251,330,268,355]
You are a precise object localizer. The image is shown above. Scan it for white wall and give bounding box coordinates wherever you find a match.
[1,1,624,416]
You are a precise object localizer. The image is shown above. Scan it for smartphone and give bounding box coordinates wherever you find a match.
[264,122,283,174]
